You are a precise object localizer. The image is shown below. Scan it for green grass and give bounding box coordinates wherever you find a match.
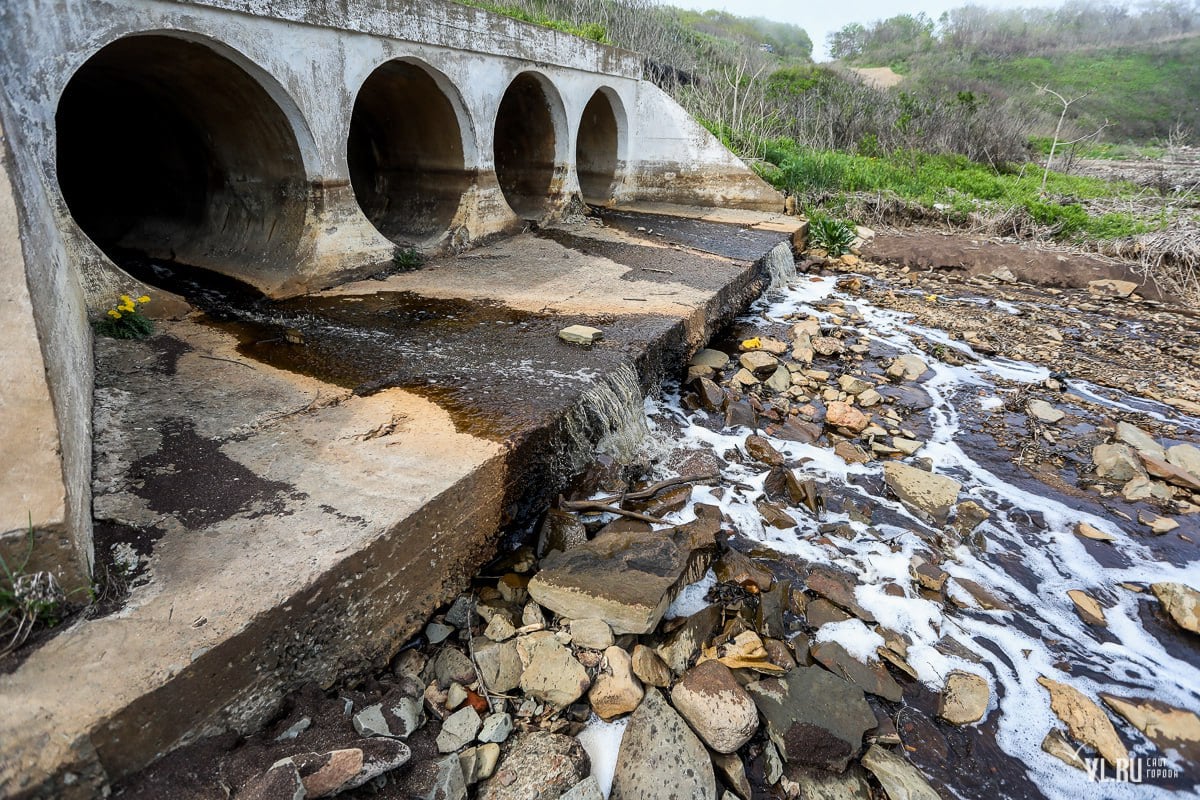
[452,1,609,43]
[754,140,1162,240]
[1028,136,1166,161]
[920,37,1200,142]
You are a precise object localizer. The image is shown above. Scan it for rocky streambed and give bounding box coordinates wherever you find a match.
[118,242,1200,800]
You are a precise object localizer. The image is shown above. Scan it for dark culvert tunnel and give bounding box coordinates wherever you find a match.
[55,35,310,286]
[347,60,472,245]
[577,89,622,206]
[493,73,561,218]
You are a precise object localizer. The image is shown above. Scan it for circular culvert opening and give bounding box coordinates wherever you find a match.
[577,89,622,205]
[56,35,308,282]
[348,60,471,245]
[494,73,561,218]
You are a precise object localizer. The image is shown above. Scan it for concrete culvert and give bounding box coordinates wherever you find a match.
[56,35,308,284]
[577,89,622,205]
[348,60,471,245]
[494,73,561,218]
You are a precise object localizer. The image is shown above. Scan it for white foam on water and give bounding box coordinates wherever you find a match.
[633,274,1200,798]
[577,715,628,798]
[814,618,885,662]
[665,568,717,620]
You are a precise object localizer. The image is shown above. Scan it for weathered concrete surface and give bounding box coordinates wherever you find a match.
[0,212,801,798]
[0,110,92,591]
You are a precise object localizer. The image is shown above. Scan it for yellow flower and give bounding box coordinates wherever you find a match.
[119,303,135,313]
[107,309,122,319]
[120,294,133,305]
[137,295,151,304]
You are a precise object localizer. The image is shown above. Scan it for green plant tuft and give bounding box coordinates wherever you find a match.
[393,247,425,271]
[807,215,857,256]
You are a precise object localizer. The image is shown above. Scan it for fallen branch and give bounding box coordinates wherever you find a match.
[556,497,667,525]
[587,472,720,507]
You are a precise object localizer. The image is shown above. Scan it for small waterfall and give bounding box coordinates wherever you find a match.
[561,362,653,471]
[763,242,797,291]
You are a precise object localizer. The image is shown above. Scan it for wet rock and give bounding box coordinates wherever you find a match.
[528,529,707,635]
[765,418,823,444]
[745,434,785,466]
[883,462,961,524]
[1037,676,1128,765]
[785,763,874,800]
[812,336,845,356]
[560,776,605,800]
[1150,582,1200,634]
[656,605,723,675]
[834,440,871,464]
[1087,279,1137,298]
[732,368,760,388]
[807,566,875,622]
[611,688,716,800]
[1167,443,1200,479]
[953,500,990,537]
[1041,728,1086,770]
[1100,694,1200,764]
[1067,589,1107,627]
[433,648,477,689]
[538,509,588,556]
[691,349,730,370]
[631,644,672,687]
[838,374,873,395]
[473,637,523,694]
[715,549,774,592]
[807,598,851,627]
[437,707,482,753]
[559,325,603,345]
[1092,443,1147,483]
[756,499,795,529]
[746,665,876,771]
[857,388,882,407]
[589,645,644,720]
[519,636,591,709]
[810,641,902,702]
[478,732,589,800]
[860,745,939,800]
[670,660,759,753]
[892,437,922,455]
[1115,421,1165,459]
[911,560,948,593]
[1139,452,1200,491]
[937,671,990,725]
[740,350,779,374]
[568,618,614,650]
[696,377,725,412]
[1140,511,1179,534]
[1027,399,1065,424]
[826,401,869,433]
[352,688,425,739]
[887,355,929,382]
[1074,521,1116,542]
[401,754,467,800]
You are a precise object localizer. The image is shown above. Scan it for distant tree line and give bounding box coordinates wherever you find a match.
[830,1,1200,62]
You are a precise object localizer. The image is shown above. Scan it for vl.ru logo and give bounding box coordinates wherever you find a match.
[1081,754,1180,784]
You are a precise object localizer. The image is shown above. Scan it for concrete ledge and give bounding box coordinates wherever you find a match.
[0,212,801,798]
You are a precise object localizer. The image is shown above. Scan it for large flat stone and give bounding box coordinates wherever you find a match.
[611,688,716,800]
[529,529,703,635]
[747,666,876,772]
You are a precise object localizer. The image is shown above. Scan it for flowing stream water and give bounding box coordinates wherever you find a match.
[581,274,1199,799]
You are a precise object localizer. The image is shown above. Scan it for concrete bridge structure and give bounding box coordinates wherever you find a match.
[0,1,792,795]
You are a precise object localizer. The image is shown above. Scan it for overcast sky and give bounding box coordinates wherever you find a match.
[666,0,1072,60]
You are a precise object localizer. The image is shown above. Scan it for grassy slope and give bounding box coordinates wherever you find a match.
[884,36,1200,143]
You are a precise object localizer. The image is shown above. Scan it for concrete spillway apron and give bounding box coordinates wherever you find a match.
[0,207,803,798]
